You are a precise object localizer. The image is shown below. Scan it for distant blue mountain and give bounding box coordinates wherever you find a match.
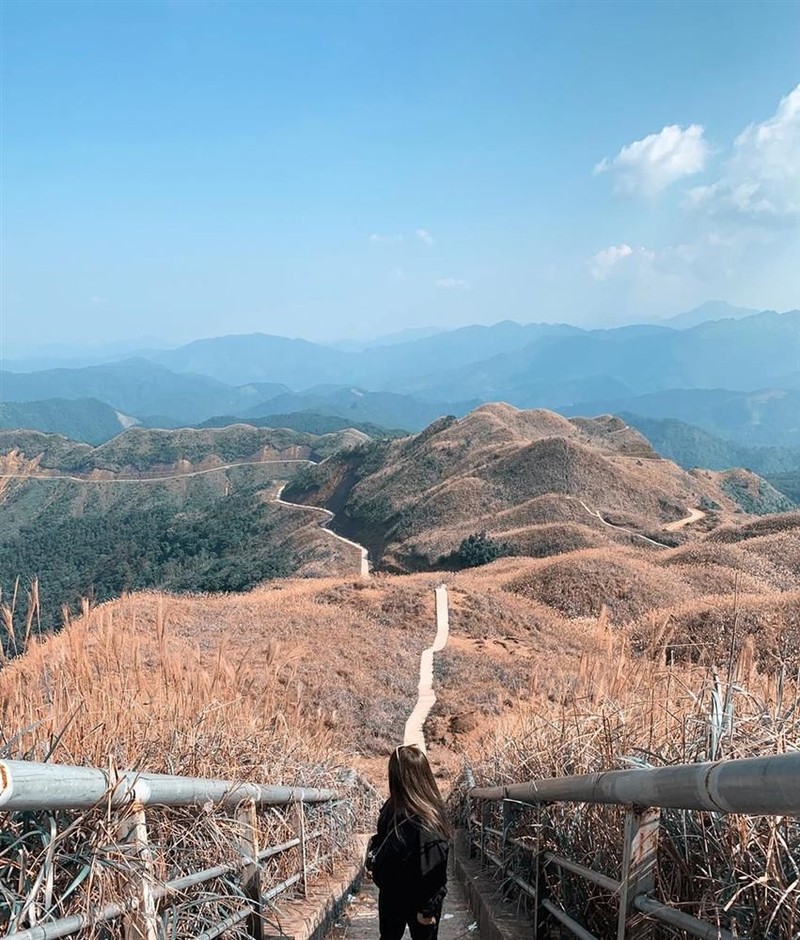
[663,300,761,329]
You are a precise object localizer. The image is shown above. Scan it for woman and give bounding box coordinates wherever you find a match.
[367,745,452,940]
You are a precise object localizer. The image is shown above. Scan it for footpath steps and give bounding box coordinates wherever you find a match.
[330,865,478,940]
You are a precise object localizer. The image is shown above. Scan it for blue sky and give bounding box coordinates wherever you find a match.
[2,0,799,352]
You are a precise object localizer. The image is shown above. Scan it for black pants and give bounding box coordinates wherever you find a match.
[378,889,442,940]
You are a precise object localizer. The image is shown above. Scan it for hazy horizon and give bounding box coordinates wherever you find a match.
[4,299,797,363]
[2,1,799,353]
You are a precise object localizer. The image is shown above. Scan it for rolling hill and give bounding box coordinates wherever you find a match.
[283,403,793,570]
[240,386,478,431]
[0,397,139,445]
[0,424,371,637]
[0,423,365,474]
[566,386,800,448]
[199,410,403,437]
[617,414,800,475]
[0,358,271,423]
[3,311,797,448]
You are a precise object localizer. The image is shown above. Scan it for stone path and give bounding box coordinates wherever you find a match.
[403,585,450,753]
[331,866,477,940]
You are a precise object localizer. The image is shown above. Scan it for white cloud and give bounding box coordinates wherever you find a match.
[369,233,403,244]
[688,83,800,225]
[588,244,655,280]
[595,124,709,196]
[435,277,470,290]
[416,228,436,246]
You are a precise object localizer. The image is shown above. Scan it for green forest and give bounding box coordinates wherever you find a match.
[0,485,291,649]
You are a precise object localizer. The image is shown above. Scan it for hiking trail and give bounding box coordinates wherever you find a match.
[404,584,450,753]
[274,483,370,577]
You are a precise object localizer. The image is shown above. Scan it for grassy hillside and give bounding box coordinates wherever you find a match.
[0,423,366,473]
[0,462,366,644]
[0,430,92,471]
[284,404,791,569]
[0,397,136,444]
[0,482,292,642]
[0,425,371,642]
[199,410,405,437]
[619,413,800,475]
[5,537,798,933]
[766,470,800,504]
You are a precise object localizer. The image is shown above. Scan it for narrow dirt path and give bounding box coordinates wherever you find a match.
[566,496,672,549]
[404,585,450,753]
[664,507,706,531]
[274,483,370,577]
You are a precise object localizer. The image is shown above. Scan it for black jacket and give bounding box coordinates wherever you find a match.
[368,801,449,916]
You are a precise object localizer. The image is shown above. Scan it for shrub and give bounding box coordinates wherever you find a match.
[456,532,509,568]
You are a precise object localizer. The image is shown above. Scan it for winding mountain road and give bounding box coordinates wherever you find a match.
[274,483,370,577]
[0,458,312,486]
[664,507,706,531]
[567,496,672,549]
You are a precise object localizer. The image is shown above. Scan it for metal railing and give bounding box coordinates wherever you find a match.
[1,759,363,940]
[466,751,800,940]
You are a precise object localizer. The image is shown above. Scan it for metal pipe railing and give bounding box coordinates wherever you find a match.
[465,751,800,940]
[469,750,800,814]
[543,853,621,893]
[634,896,735,940]
[2,832,310,940]
[1,758,357,940]
[0,760,337,812]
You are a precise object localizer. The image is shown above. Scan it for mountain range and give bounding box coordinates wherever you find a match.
[283,403,794,570]
[1,306,798,485]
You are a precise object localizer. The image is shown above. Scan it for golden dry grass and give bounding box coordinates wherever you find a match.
[3,575,432,937]
[2,433,799,936]
[296,404,777,569]
[461,608,800,938]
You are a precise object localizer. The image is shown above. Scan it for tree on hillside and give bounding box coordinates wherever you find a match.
[456,531,509,568]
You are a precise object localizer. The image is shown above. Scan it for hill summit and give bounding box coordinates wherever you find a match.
[284,403,792,568]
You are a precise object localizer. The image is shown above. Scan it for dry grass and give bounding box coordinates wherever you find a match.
[505,549,687,624]
[460,610,800,938]
[0,586,393,937]
[298,404,771,569]
[632,591,800,670]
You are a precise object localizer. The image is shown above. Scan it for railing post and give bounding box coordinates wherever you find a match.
[464,767,476,858]
[117,802,159,940]
[501,799,517,895]
[479,800,487,868]
[617,806,660,940]
[533,803,548,940]
[293,801,308,898]
[236,800,263,939]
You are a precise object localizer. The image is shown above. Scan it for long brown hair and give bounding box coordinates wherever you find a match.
[388,745,452,840]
